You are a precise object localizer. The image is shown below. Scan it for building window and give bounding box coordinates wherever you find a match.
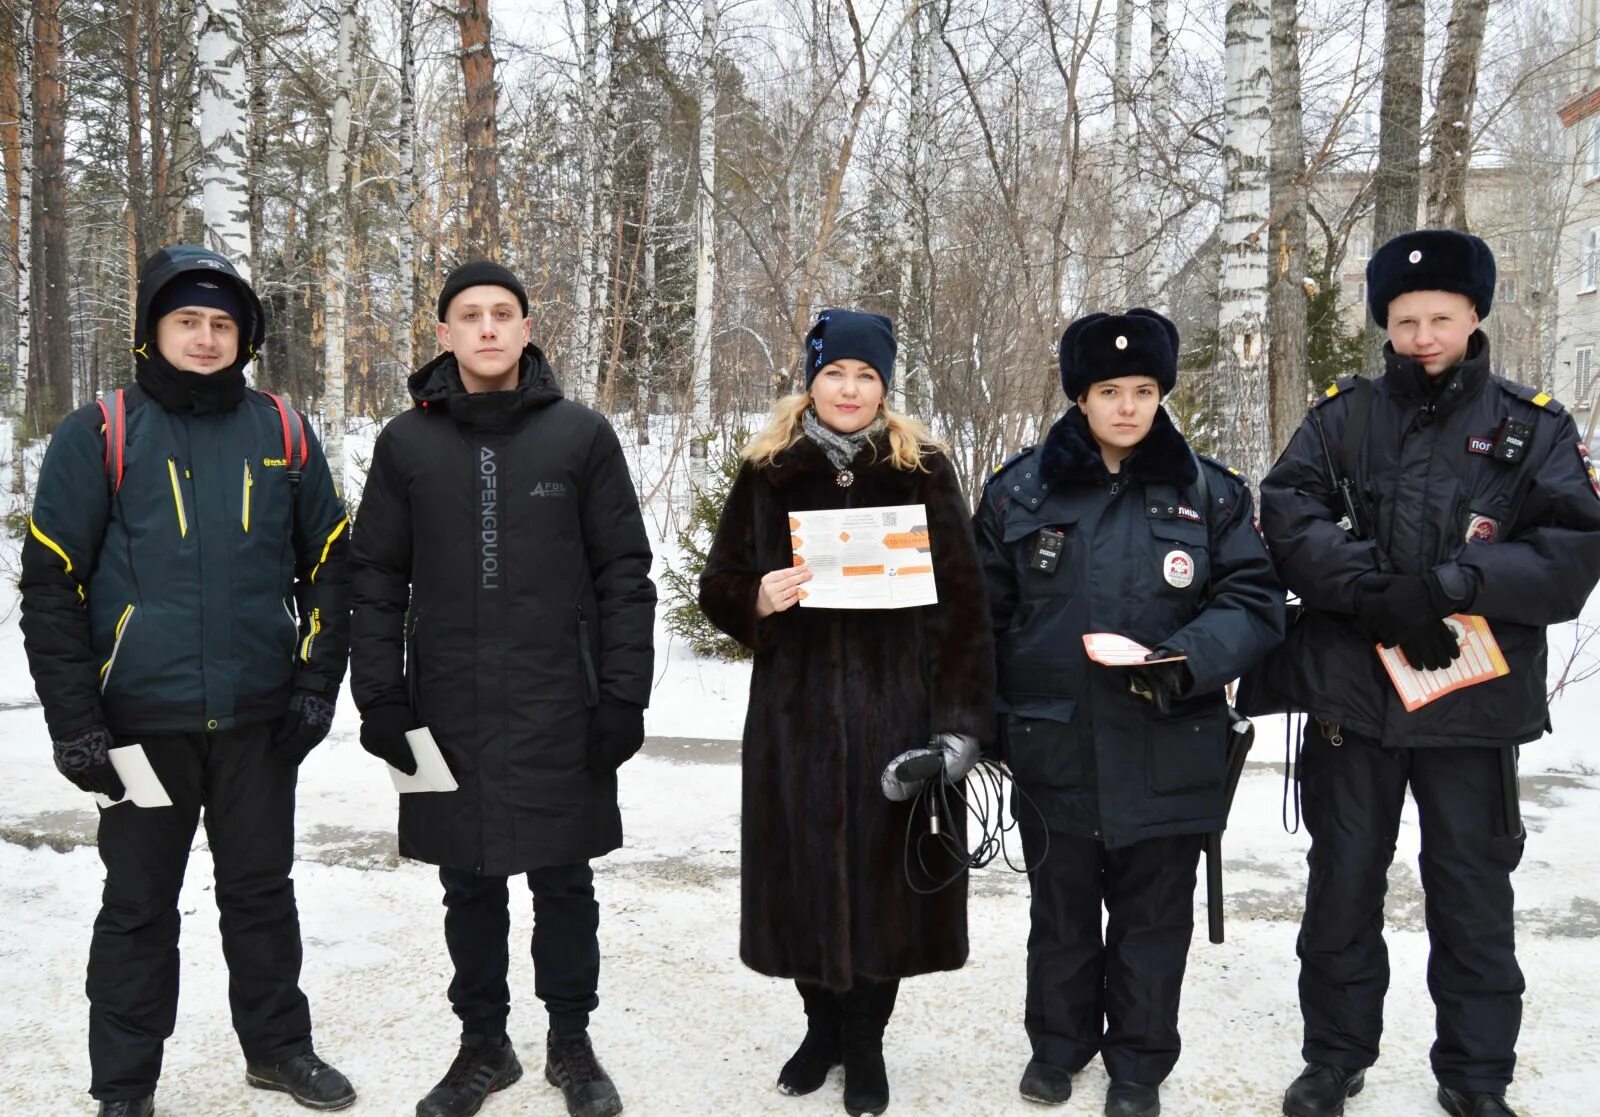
[1589,118,1600,181]
[1585,229,1600,293]
[1500,276,1517,304]
[1353,232,1372,259]
[1578,347,1594,404]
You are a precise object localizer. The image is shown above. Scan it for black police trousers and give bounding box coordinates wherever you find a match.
[1297,722,1524,1093]
[1021,824,1204,1085]
[439,862,600,1038]
[88,725,311,1101]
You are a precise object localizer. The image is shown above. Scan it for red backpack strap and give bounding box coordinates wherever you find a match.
[95,389,128,493]
[264,392,309,476]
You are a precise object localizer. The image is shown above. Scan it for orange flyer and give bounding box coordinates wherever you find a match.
[787,504,937,610]
[1377,614,1510,712]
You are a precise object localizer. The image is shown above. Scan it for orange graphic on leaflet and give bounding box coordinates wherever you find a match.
[839,531,851,542]
[792,555,806,567]
[790,535,803,551]
[788,517,801,530]
[843,565,886,576]
[882,530,930,549]
[896,564,933,575]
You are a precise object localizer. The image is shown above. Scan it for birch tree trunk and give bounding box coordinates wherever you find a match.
[29,0,71,432]
[196,0,252,276]
[1424,0,1490,230]
[572,0,603,404]
[1267,0,1308,457]
[124,0,148,271]
[321,0,357,494]
[7,0,32,489]
[165,0,200,243]
[688,0,718,492]
[457,0,500,255]
[1366,0,1424,372]
[397,0,418,381]
[1146,0,1172,312]
[1214,0,1273,484]
[1110,0,1136,303]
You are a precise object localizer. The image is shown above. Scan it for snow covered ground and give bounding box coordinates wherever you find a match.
[2,422,1599,1115]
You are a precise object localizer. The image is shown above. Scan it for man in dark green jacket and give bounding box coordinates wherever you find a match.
[19,245,356,1117]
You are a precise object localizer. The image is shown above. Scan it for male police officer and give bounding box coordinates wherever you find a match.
[20,245,355,1115]
[1259,230,1600,1117]
[350,261,654,1117]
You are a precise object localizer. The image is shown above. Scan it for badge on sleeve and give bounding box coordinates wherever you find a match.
[1581,441,1600,499]
[1163,550,1194,589]
[1464,514,1499,543]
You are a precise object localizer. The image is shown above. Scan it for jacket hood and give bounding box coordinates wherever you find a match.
[133,244,266,359]
[408,344,565,423]
[1039,404,1198,488]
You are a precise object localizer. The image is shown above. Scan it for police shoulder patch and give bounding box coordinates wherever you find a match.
[1499,379,1567,415]
[991,445,1034,476]
[1315,375,1366,407]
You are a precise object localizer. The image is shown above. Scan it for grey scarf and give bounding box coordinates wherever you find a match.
[803,408,886,471]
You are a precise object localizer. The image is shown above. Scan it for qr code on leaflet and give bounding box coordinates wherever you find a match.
[882,511,898,526]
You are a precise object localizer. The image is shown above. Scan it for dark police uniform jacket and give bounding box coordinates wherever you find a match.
[975,406,1285,847]
[1257,335,1600,748]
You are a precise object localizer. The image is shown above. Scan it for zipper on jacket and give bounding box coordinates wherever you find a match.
[167,458,189,538]
[576,605,600,707]
[99,604,136,692]
[242,459,254,533]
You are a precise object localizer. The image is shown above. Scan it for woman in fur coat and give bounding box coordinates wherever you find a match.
[698,309,995,1117]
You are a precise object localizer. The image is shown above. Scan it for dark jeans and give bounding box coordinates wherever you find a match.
[439,862,600,1038]
[1021,825,1203,1086]
[1297,724,1524,1094]
[88,725,311,1101]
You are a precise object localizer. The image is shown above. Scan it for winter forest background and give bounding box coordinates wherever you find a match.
[0,0,1589,514]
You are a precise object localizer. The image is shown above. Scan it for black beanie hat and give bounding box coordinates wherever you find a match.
[437,260,530,321]
[1058,307,1179,399]
[803,309,897,389]
[1366,229,1495,327]
[149,273,246,327]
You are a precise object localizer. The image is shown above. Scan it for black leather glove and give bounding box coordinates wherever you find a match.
[1354,573,1457,645]
[272,692,336,765]
[587,702,645,772]
[1398,619,1463,672]
[53,724,125,799]
[1127,652,1192,716]
[359,703,418,775]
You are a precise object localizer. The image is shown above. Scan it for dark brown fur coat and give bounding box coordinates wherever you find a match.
[698,433,995,990]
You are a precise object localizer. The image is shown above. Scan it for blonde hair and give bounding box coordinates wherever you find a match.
[743,393,947,471]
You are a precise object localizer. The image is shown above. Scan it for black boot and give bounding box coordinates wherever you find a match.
[415,1034,523,1117]
[544,1029,623,1117]
[1283,1063,1366,1117]
[1018,1059,1073,1105]
[1105,1080,1160,1117]
[245,1051,357,1111]
[778,981,842,1096]
[1437,1086,1518,1117]
[98,1100,154,1117]
[840,978,898,1117]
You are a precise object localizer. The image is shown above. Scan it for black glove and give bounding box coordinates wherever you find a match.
[587,702,645,772]
[53,724,125,799]
[272,692,336,765]
[359,703,418,775]
[1398,618,1463,672]
[1127,652,1192,716]
[1354,573,1456,646]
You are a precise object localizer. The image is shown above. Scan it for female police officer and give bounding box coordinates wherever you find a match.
[974,308,1284,1117]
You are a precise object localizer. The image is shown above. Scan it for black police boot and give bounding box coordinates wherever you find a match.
[98,1100,154,1117]
[245,1051,357,1111]
[1105,1080,1160,1117]
[840,980,897,1117]
[415,1034,523,1117]
[1018,1059,1073,1105]
[778,982,842,1096]
[544,1029,623,1117]
[1437,1086,1518,1117]
[1283,1063,1365,1117]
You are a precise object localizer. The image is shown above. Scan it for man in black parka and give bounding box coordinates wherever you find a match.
[1260,230,1600,1117]
[20,244,356,1116]
[350,262,655,1117]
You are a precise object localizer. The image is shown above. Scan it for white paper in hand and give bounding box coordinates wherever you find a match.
[92,744,173,809]
[389,727,459,794]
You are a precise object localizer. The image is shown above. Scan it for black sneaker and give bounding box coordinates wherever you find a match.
[416,1035,524,1117]
[1437,1086,1518,1117]
[245,1051,357,1111]
[1283,1063,1365,1117]
[1019,1059,1073,1105]
[1105,1080,1160,1117]
[544,1030,623,1117]
[98,1100,154,1117]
